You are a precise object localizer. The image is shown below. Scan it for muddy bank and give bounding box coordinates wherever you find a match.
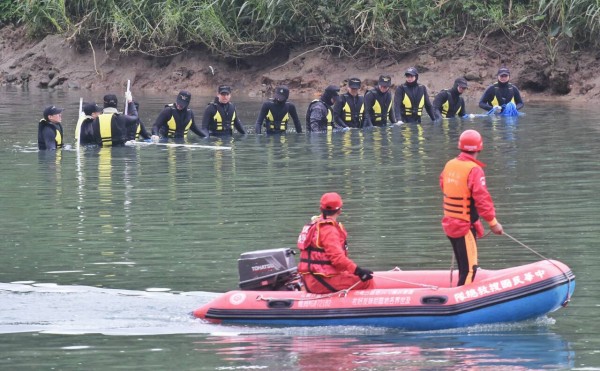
[1,24,599,103]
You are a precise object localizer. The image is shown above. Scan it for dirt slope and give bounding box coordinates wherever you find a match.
[1,24,599,103]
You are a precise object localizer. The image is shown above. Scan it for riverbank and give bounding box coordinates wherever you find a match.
[1,24,599,103]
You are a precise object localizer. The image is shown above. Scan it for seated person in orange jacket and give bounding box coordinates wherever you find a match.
[297,192,374,294]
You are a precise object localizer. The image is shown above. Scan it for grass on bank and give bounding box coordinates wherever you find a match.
[4,0,600,61]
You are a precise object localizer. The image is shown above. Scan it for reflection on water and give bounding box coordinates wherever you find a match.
[1,87,599,368]
[197,330,573,370]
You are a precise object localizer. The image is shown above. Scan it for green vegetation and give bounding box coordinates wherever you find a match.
[8,0,600,58]
[0,0,19,25]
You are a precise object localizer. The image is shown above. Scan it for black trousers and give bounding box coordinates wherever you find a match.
[448,227,478,286]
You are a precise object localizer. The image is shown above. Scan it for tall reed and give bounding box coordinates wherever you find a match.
[9,0,600,57]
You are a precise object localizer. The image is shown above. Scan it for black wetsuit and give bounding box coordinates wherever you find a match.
[131,118,152,141]
[306,99,347,132]
[38,119,64,150]
[202,98,246,136]
[393,82,435,123]
[254,99,302,134]
[152,104,208,139]
[432,87,467,120]
[478,82,524,112]
[333,93,362,128]
[79,116,95,144]
[306,88,347,133]
[363,88,396,127]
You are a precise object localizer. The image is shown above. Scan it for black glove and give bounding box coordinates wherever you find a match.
[354,266,373,282]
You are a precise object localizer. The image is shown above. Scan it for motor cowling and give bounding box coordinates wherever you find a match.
[238,248,299,291]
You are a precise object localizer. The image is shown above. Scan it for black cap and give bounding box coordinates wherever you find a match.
[325,85,340,96]
[273,85,289,101]
[218,85,231,94]
[348,77,361,89]
[103,94,118,108]
[405,67,418,76]
[83,102,103,116]
[378,75,392,87]
[176,90,191,108]
[497,67,510,76]
[454,77,468,89]
[43,105,64,120]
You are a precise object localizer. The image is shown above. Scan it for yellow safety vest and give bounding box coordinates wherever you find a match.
[54,127,63,148]
[441,91,463,118]
[166,105,193,137]
[212,105,236,132]
[401,87,425,117]
[369,91,393,122]
[342,101,364,123]
[98,113,114,147]
[266,110,289,131]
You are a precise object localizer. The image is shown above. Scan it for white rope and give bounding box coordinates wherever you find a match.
[503,231,573,305]
[374,274,439,290]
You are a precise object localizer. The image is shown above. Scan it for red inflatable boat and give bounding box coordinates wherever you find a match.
[193,248,575,330]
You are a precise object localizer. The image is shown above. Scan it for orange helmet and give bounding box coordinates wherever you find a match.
[458,129,483,152]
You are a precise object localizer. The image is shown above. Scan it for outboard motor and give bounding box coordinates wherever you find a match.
[238,248,299,291]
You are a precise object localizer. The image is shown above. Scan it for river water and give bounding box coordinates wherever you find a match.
[0,86,598,370]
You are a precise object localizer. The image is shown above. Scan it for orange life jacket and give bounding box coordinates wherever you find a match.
[297,217,347,276]
[442,158,480,222]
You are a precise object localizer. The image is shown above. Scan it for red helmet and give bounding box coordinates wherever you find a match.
[320,192,343,211]
[458,129,483,152]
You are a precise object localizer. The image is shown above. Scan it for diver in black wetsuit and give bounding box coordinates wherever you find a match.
[79,102,102,145]
[151,90,208,140]
[478,67,524,114]
[201,85,246,136]
[306,85,344,133]
[255,86,302,134]
[363,75,396,127]
[432,78,469,121]
[128,101,152,141]
[333,77,363,128]
[38,105,64,150]
[393,67,435,124]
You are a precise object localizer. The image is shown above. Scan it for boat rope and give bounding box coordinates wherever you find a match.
[504,231,550,260]
[504,231,573,306]
[374,274,439,290]
[450,254,455,287]
[256,280,362,302]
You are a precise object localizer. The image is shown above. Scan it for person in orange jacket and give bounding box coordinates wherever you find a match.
[297,192,374,293]
[440,129,503,286]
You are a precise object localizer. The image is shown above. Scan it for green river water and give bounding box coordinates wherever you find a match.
[0,86,598,370]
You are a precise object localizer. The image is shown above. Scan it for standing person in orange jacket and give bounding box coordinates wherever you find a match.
[297,192,374,294]
[440,130,504,286]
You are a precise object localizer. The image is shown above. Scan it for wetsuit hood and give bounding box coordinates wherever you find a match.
[213,96,228,106]
[173,102,187,111]
[320,85,340,106]
[453,78,468,90]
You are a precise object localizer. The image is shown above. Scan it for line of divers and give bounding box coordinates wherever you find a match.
[38,67,524,150]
